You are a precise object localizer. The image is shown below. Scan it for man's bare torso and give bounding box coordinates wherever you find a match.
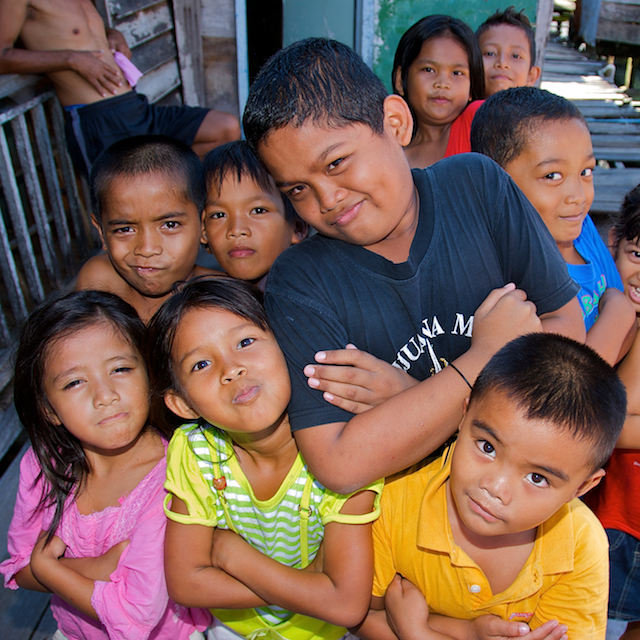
[18,0,130,104]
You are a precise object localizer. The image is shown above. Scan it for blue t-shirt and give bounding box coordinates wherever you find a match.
[568,215,623,331]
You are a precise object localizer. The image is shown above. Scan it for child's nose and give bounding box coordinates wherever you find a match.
[565,178,588,206]
[227,218,251,238]
[496,52,509,68]
[316,183,342,214]
[221,362,247,384]
[134,228,162,256]
[479,473,511,505]
[93,380,119,407]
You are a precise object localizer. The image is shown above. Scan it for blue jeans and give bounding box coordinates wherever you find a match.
[607,529,640,621]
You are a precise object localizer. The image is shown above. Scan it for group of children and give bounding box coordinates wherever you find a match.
[1,7,639,640]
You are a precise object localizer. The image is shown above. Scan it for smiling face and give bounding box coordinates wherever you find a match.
[96,172,202,298]
[612,235,640,312]
[202,175,302,283]
[448,389,603,543]
[43,321,149,456]
[398,36,471,127]
[478,24,539,96]
[257,97,418,261]
[503,118,595,257]
[165,307,291,439]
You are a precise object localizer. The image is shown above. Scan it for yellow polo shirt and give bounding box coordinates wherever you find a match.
[373,445,608,639]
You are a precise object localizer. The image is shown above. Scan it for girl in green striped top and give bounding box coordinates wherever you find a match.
[146,277,383,640]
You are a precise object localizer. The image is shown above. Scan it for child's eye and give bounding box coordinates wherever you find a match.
[286,186,304,198]
[476,440,496,457]
[191,360,211,372]
[113,226,133,234]
[582,167,594,178]
[483,51,496,57]
[63,379,83,390]
[526,472,549,487]
[421,66,435,73]
[250,207,268,215]
[328,157,345,171]
[208,211,227,220]
[511,53,522,59]
[543,172,562,181]
[238,337,255,349]
[163,220,180,230]
[632,250,640,260]
[112,366,133,374]
[452,70,468,77]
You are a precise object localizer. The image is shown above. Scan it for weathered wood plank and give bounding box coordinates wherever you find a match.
[600,1,640,22]
[591,133,640,146]
[588,120,640,134]
[113,3,173,48]
[578,106,640,117]
[107,0,164,20]
[32,607,57,640]
[136,58,181,103]
[594,169,640,187]
[598,18,640,46]
[130,29,177,74]
[172,0,205,105]
[0,586,51,640]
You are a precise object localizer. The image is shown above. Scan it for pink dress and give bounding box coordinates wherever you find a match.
[0,445,211,640]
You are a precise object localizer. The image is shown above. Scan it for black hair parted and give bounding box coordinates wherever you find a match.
[145,277,270,431]
[90,135,207,219]
[203,141,298,223]
[469,333,626,470]
[393,15,485,104]
[470,87,586,167]
[243,38,389,150]
[476,6,536,65]
[611,183,640,249]
[13,290,153,545]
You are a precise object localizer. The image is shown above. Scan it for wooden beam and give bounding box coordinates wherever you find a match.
[172,0,206,106]
[535,0,555,75]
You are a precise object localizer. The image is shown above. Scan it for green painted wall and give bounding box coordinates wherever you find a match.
[283,0,355,48]
[373,0,537,91]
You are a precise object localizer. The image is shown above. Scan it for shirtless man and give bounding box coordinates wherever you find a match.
[0,0,240,171]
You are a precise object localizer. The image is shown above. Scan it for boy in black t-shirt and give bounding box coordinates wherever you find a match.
[243,38,583,499]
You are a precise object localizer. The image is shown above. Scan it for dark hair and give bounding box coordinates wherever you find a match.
[145,277,269,430]
[393,15,485,107]
[471,87,586,167]
[476,6,536,66]
[90,135,207,220]
[469,333,626,470]
[611,183,640,250]
[13,290,153,544]
[203,141,298,223]
[243,38,389,150]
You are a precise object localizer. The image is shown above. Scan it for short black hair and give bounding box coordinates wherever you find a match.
[203,141,298,223]
[470,87,586,167]
[393,15,485,103]
[469,333,626,470]
[243,38,389,150]
[145,277,270,430]
[90,135,206,220]
[611,183,640,249]
[476,6,536,65]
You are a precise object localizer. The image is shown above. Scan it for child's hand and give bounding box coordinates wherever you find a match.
[30,532,66,586]
[98,540,129,578]
[304,345,418,413]
[384,575,431,640]
[468,617,568,640]
[471,284,541,359]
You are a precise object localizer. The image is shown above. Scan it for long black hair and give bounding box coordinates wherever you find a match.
[14,290,150,543]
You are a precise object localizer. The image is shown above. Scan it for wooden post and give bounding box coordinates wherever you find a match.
[535,0,555,78]
[172,0,206,106]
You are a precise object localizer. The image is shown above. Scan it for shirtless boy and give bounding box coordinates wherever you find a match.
[0,0,240,172]
[75,136,221,323]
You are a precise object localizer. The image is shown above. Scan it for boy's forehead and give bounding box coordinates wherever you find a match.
[479,23,531,51]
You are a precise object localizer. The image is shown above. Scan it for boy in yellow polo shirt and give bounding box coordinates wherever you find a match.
[357,333,626,640]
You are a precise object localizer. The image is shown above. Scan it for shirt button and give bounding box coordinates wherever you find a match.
[469,584,481,593]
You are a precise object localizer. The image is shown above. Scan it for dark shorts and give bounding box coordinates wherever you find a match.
[607,528,640,621]
[64,90,209,174]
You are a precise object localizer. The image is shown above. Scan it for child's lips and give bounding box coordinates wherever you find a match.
[468,495,501,522]
[628,285,640,305]
[232,385,260,404]
[228,246,256,258]
[98,412,128,426]
[131,265,164,276]
[332,201,362,226]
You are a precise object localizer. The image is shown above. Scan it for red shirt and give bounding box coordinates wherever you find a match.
[445,100,484,157]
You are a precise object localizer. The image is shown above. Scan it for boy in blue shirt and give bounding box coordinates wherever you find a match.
[471,87,636,365]
[242,38,583,497]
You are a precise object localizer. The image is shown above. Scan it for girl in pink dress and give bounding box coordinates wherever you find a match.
[0,290,210,640]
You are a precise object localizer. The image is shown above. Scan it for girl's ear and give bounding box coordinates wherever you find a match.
[383,94,414,147]
[164,391,200,420]
[44,405,62,426]
[393,67,405,96]
[200,214,212,253]
[526,65,541,87]
[290,220,309,245]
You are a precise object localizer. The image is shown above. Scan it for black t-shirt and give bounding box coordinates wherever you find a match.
[265,154,579,431]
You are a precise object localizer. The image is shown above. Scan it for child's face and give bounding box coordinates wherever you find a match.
[478,24,539,96]
[257,100,417,254]
[95,172,202,298]
[449,389,603,541]
[612,234,640,312]
[165,307,291,438]
[43,321,149,455]
[503,119,595,248]
[202,175,302,282]
[397,36,471,126]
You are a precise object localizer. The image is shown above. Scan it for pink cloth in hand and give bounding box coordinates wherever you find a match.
[113,51,143,87]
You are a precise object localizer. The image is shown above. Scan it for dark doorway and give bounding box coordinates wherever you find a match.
[246,0,283,84]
